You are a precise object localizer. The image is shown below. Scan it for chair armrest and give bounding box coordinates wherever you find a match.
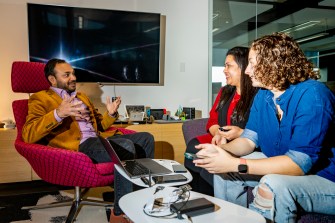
[106,127,136,135]
[182,118,209,145]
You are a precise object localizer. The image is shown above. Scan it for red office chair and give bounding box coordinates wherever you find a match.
[11,61,133,223]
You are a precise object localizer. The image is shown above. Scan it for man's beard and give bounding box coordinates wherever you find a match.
[56,80,76,93]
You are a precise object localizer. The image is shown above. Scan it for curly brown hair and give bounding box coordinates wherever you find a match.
[251,32,320,90]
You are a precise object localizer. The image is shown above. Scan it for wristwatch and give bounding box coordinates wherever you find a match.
[238,158,248,174]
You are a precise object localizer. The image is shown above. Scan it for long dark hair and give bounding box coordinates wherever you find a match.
[216,47,258,122]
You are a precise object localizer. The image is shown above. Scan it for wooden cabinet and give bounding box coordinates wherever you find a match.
[123,123,186,164]
[0,129,32,183]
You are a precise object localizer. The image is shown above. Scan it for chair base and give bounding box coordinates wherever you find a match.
[21,186,113,223]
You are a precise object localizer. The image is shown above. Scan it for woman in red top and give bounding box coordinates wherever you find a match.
[184,47,258,195]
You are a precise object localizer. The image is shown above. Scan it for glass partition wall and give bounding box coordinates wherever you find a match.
[210,0,335,105]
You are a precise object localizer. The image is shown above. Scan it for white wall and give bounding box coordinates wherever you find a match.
[0,0,209,121]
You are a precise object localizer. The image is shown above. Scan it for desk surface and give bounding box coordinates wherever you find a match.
[119,186,266,223]
[114,159,192,187]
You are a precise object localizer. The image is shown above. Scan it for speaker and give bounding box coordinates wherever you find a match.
[182,107,195,119]
[150,109,165,120]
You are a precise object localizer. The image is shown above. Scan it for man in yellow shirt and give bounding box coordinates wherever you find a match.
[23,58,153,222]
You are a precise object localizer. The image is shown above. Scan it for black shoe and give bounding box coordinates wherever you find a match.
[103,191,115,202]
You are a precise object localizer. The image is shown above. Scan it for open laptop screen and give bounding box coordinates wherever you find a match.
[98,136,172,178]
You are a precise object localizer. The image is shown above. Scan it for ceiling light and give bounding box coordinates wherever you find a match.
[212,28,219,33]
[212,13,220,20]
[296,33,329,43]
[281,21,321,34]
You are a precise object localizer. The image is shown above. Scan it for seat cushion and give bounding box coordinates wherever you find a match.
[95,162,115,176]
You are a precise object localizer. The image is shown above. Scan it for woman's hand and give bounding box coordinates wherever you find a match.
[211,134,227,145]
[218,126,243,141]
[193,143,238,174]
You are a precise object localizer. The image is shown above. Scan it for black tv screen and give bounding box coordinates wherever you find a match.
[27,3,163,85]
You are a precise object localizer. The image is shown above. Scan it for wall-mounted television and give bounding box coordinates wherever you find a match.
[27,3,165,85]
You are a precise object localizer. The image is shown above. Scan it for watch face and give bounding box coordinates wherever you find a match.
[238,164,248,174]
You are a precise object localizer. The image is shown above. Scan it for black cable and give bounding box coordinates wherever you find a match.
[142,203,177,219]
[142,188,191,219]
[172,191,191,219]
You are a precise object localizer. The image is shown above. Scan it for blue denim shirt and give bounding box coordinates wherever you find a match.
[241,79,335,182]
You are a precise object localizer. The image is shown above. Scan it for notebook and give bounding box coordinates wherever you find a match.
[124,105,145,118]
[99,136,172,178]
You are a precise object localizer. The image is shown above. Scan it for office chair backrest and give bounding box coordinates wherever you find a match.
[12,100,28,141]
[11,61,49,93]
[11,61,49,140]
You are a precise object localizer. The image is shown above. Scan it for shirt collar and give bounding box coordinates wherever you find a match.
[276,84,297,105]
[265,82,299,114]
[50,86,77,99]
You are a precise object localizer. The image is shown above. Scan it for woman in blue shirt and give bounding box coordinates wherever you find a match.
[193,33,335,222]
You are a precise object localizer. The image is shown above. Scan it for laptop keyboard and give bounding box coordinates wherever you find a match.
[124,160,150,176]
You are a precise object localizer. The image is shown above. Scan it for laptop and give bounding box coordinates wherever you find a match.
[128,111,146,124]
[99,136,172,178]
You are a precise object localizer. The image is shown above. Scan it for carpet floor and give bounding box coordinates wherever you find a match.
[0,190,112,223]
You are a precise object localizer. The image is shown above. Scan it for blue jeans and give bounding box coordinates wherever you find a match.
[214,152,335,222]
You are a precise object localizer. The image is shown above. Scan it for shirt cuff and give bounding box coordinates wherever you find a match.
[240,128,259,148]
[109,111,118,118]
[54,109,63,123]
[285,150,312,174]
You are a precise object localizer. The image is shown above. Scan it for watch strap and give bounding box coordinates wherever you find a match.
[240,158,247,165]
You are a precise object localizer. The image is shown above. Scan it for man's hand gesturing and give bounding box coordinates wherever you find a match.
[106,96,121,116]
[56,94,85,118]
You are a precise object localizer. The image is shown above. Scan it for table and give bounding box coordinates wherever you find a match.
[119,186,266,223]
[114,159,192,187]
